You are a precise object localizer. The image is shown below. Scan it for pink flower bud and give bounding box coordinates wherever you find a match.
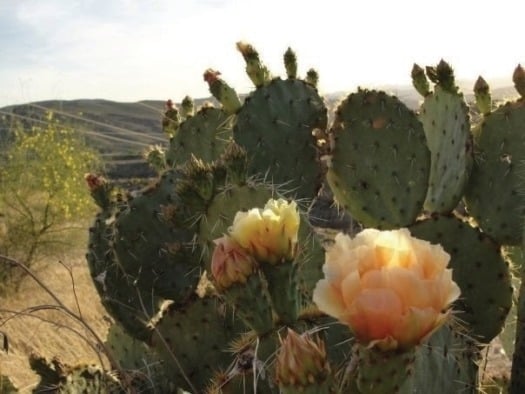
[211,236,256,290]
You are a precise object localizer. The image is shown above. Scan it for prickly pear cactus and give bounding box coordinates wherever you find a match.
[327,89,430,229]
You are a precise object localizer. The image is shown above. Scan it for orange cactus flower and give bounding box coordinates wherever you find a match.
[313,228,460,350]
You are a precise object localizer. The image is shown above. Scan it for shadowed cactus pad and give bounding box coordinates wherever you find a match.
[410,214,513,343]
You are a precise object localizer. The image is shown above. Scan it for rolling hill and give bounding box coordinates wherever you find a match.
[0,84,519,178]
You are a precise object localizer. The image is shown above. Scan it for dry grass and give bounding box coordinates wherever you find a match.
[0,247,111,392]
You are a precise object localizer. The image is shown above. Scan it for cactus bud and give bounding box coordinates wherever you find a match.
[219,142,248,185]
[305,68,319,88]
[162,99,180,137]
[180,95,194,119]
[284,47,298,79]
[143,145,166,173]
[474,76,492,115]
[276,329,332,393]
[411,63,430,97]
[211,236,255,290]
[513,64,525,98]
[236,41,272,87]
[85,173,112,209]
[211,236,274,334]
[203,68,241,114]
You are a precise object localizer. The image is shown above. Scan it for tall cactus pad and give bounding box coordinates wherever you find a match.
[464,99,525,245]
[327,89,430,229]
[410,215,513,343]
[165,106,233,168]
[419,85,472,213]
[234,78,327,202]
[113,170,202,302]
[87,209,161,340]
[151,296,243,392]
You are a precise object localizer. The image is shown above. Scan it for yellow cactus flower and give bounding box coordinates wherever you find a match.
[229,198,300,264]
[313,228,461,351]
[211,236,256,289]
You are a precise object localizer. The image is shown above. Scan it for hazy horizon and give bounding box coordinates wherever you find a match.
[1,0,524,108]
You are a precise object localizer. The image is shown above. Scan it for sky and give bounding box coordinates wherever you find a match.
[1,0,525,107]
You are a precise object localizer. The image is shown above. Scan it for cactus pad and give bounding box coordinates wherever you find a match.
[327,89,430,229]
[234,78,327,201]
[464,100,525,245]
[410,214,513,342]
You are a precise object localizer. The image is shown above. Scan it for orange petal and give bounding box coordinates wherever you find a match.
[313,280,346,319]
[348,288,403,342]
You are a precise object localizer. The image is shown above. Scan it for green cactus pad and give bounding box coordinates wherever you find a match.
[165,106,233,168]
[151,295,244,393]
[234,78,327,201]
[419,85,472,213]
[113,169,202,303]
[327,89,430,229]
[400,325,479,393]
[105,323,170,392]
[464,100,525,245]
[355,345,416,394]
[410,215,513,342]
[87,208,162,341]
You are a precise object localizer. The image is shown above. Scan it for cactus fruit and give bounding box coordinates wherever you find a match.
[327,89,430,228]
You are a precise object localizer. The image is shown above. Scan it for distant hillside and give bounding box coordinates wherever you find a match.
[0,84,519,178]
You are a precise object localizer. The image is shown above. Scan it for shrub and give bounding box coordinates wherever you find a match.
[0,112,101,290]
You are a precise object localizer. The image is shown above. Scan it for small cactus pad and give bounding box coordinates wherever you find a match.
[151,295,244,393]
[327,89,430,229]
[410,215,513,342]
[419,85,472,213]
[464,99,525,245]
[166,106,233,168]
[234,78,327,202]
